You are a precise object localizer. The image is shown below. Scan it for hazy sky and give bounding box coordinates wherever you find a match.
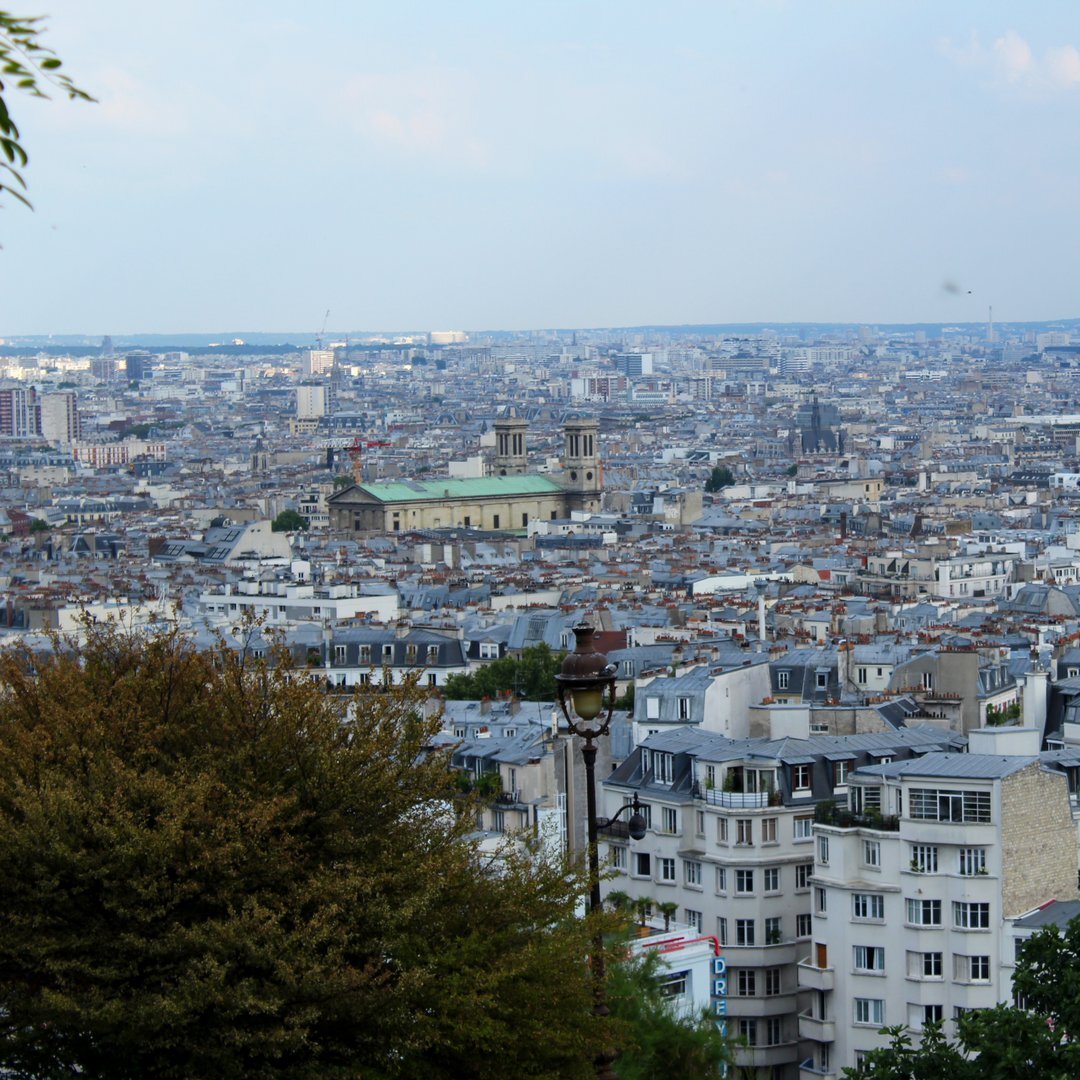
[3,1,1080,335]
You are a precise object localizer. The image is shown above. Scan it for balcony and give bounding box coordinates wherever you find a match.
[800,1058,836,1078]
[693,784,781,809]
[814,803,900,831]
[797,959,835,992]
[798,1011,836,1042]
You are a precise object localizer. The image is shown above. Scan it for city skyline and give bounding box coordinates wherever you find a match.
[4,1,1080,334]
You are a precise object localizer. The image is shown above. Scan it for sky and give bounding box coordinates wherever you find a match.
[3,0,1080,335]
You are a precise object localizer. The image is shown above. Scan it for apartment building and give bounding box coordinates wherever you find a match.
[800,727,1080,1077]
[600,725,965,1079]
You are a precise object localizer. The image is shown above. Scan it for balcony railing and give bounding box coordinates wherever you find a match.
[692,783,782,809]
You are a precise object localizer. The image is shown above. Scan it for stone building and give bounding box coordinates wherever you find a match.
[327,418,601,533]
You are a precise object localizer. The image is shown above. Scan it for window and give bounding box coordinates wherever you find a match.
[677,696,691,720]
[763,867,780,893]
[661,806,678,834]
[921,670,934,690]
[863,839,880,868]
[684,860,702,887]
[853,946,885,973]
[521,513,528,527]
[794,815,813,840]
[705,764,716,788]
[382,643,393,661]
[765,1017,782,1046]
[855,889,881,915]
[427,644,439,664]
[696,810,705,836]
[718,917,728,945]
[909,788,991,824]
[737,1018,757,1045]
[479,642,499,659]
[953,902,990,930]
[735,919,755,946]
[334,644,346,664]
[858,667,867,683]
[765,916,782,943]
[717,817,728,843]
[796,863,813,890]
[777,671,790,690]
[610,846,626,871]
[818,835,830,864]
[654,752,674,785]
[646,697,660,720]
[762,817,777,843]
[359,644,371,663]
[765,967,782,996]
[923,1005,943,1026]
[715,866,727,894]
[907,951,943,978]
[834,760,850,786]
[955,954,991,982]
[735,869,754,895]
[815,887,827,914]
[910,844,938,873]
[797,913,812,938]
[658,857,676,883]
[816,671,828,690]
[492,514,500,529]
[405,644,418,664]
[793,764,811,790]
[854,998,884,1026]
[658,970,687,997]
[636,803,652,830]
[958,847,987,876]
[906,898,942,926]
[736,819,752,845]
[634,852,651,877]
[736,970,757,996]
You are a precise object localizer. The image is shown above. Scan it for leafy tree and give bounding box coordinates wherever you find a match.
[443,643,564,701]
[607,937,732,1080]
[0,623,611,1078]
[785,464,798,477]
[332,473,354,489]
[28,517,48,533]
[271,508,308,532]
[704,466,735,493]
[0,12,92,209]
[846,915,1080,1077]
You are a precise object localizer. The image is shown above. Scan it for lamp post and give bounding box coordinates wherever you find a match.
[556,623,646,1080]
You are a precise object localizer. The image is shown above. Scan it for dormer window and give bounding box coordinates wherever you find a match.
[653,751,674,785]
[777,671,790,690]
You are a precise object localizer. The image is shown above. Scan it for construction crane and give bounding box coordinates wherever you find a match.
[315,309,330,350]
[348,436,391,485]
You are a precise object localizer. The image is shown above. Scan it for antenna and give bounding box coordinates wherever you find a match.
[988,304,994,344]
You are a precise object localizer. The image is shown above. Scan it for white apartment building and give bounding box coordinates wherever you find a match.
[197,577,399,624]
[38,391,80,448]
[601,725,965,1079]
[296,383,329,420]
[800,727,1080,1077]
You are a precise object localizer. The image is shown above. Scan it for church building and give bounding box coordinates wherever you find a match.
[327,417,602,534]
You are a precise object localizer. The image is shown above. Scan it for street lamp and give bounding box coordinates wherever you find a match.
[556,623,645,1080]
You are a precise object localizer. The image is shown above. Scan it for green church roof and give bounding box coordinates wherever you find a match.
[355,475,565,503]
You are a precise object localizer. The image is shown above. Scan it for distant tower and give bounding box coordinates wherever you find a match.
[252,437,268,475]
[493,416,528,475]
[562,417,602,514]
